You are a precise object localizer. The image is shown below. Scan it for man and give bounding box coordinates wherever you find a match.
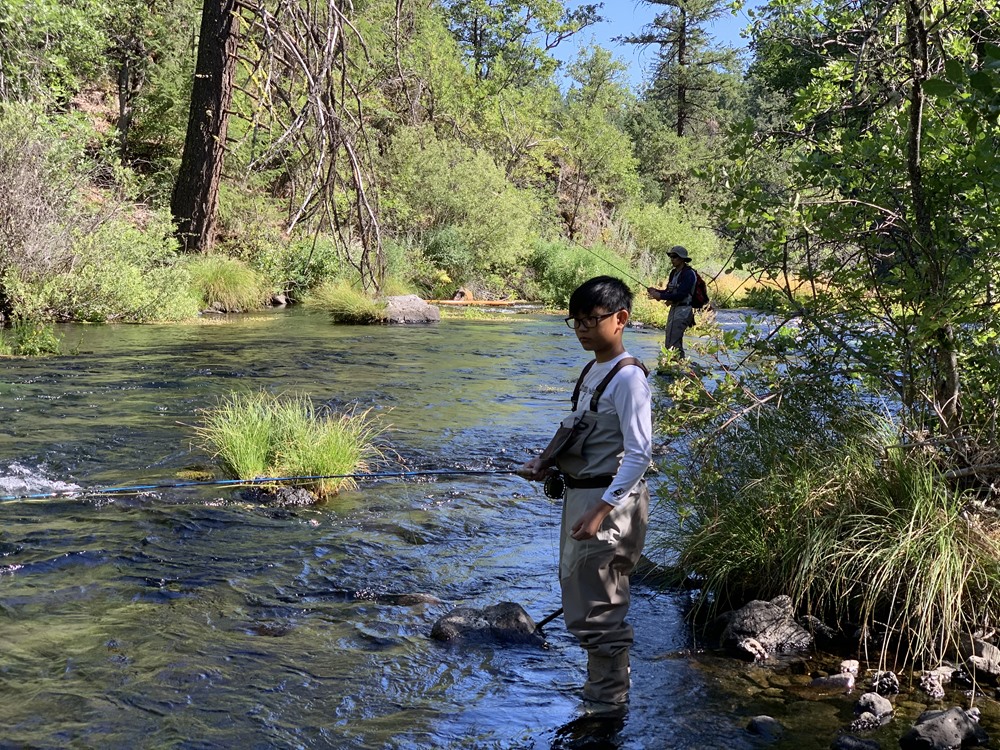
[647,245,696,358]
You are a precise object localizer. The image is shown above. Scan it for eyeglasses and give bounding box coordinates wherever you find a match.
[564,311,618,330]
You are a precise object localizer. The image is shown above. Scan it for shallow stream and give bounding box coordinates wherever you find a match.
[0,309,990,748]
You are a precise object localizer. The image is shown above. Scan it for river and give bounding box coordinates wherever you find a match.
[0,308,946,749]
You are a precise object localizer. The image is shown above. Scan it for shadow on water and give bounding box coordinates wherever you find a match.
[0,309,888,748]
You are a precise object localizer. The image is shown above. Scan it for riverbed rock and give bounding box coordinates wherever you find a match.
[431,601,540,643]
[870,670,900,695]
[898,707,988,750]
[920,667,955,701]
[856,692,893,720]
[385,295,440,324]
[841,660,861,676]
[240,485,317,506]
[721,596,813,658]
[831,734,881,750]
[809,673,856,693]
[746,715,783,742]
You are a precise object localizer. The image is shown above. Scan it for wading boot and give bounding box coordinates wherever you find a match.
[582,651,630,716]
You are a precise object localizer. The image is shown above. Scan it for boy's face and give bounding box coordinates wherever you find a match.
[571,306,628,355]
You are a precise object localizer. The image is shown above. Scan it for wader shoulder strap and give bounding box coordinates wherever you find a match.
[570,360,598,411]
[572,357,649,412]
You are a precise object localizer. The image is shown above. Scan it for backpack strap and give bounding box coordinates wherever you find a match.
[572,357,649,412]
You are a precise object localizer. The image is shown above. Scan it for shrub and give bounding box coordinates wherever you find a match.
[624,202,731,277]
[660,374,1000,666]
[530,239,646,308]
[0,319,61,356]
[381,126,542,279]
[195,391,383,498]
[14,212,201,323]
[306,279,387,324]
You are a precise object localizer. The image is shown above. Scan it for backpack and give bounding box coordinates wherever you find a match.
[691,269,710,310]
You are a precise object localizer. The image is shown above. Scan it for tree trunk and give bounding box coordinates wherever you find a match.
[171,0,241,253]
[905,0,960,433]
[676,7,688,138]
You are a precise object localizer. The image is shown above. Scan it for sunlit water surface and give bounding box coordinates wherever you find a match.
[0,309,948,749]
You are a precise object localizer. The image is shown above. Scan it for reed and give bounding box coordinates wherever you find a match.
[195,391,383,499]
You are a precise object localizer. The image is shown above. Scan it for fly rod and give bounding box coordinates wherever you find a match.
[0,468,522,503]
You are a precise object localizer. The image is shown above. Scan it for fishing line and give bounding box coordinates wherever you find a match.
[0,468,521,503]
[567,238,650,288]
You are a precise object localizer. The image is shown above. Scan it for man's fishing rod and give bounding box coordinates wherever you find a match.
[0,468,521,503]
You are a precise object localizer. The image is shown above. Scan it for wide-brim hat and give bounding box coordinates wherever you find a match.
[669,245,691,261]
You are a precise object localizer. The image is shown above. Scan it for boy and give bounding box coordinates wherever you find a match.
[519,276,653,714]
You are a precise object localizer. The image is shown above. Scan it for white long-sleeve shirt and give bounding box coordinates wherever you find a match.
[569,352,653,506]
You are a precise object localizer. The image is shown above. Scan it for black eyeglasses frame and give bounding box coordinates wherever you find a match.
[564,311,619,330]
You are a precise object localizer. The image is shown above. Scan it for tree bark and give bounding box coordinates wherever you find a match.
[905,0,960,433]
[171,0,241,253]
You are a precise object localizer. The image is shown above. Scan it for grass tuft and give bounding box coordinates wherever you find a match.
[663,402,1000,667]
[306,280,388,324]
[186,256,269,312]
[195,391,384,499]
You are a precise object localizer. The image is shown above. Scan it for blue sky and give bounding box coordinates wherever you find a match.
[556,1,764,90]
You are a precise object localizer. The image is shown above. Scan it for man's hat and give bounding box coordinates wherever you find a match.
[668,245,691,262]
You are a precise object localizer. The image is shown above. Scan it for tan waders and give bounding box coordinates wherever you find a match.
[552,358,650,712]
[559,482,649,711]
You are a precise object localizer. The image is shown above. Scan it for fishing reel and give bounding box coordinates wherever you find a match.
[543,471,565,500]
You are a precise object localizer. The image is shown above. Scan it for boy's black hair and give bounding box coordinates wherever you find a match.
[568,276,632,316]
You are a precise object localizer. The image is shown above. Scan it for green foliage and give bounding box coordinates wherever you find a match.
[0,0,109,103]
[722,0,1000,439]
[443,0,599,89]
[14,212,200,323]
[624,201,730,277]
[194,391,384,498]
[382,126,542,279]
[185,256,270,313]
[529,238,645,308]
[653,310,1000,667]
[306,280,388,324]
[0,319,61,356]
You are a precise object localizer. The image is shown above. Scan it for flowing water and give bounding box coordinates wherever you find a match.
[0,309,967,749]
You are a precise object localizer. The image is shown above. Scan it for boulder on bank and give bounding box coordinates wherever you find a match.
[431,601,541,643]
[385,295,440,324]
[721,596,813,659]
[898,707,988,750]
[959,634,1000,681]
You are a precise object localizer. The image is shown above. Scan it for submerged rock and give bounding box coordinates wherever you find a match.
[240,486,317,506]
[898,706,988,750]
[431,601,540,643]
[747,715,783,742]
[831,734,881,750]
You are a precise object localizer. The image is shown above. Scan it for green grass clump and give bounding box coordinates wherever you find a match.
[306,280,387,324]
[664,401,1000,667]
[186,256,269,312]
[195,391,383,499]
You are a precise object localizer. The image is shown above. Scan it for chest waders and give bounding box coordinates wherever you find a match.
[540,357,651,711]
